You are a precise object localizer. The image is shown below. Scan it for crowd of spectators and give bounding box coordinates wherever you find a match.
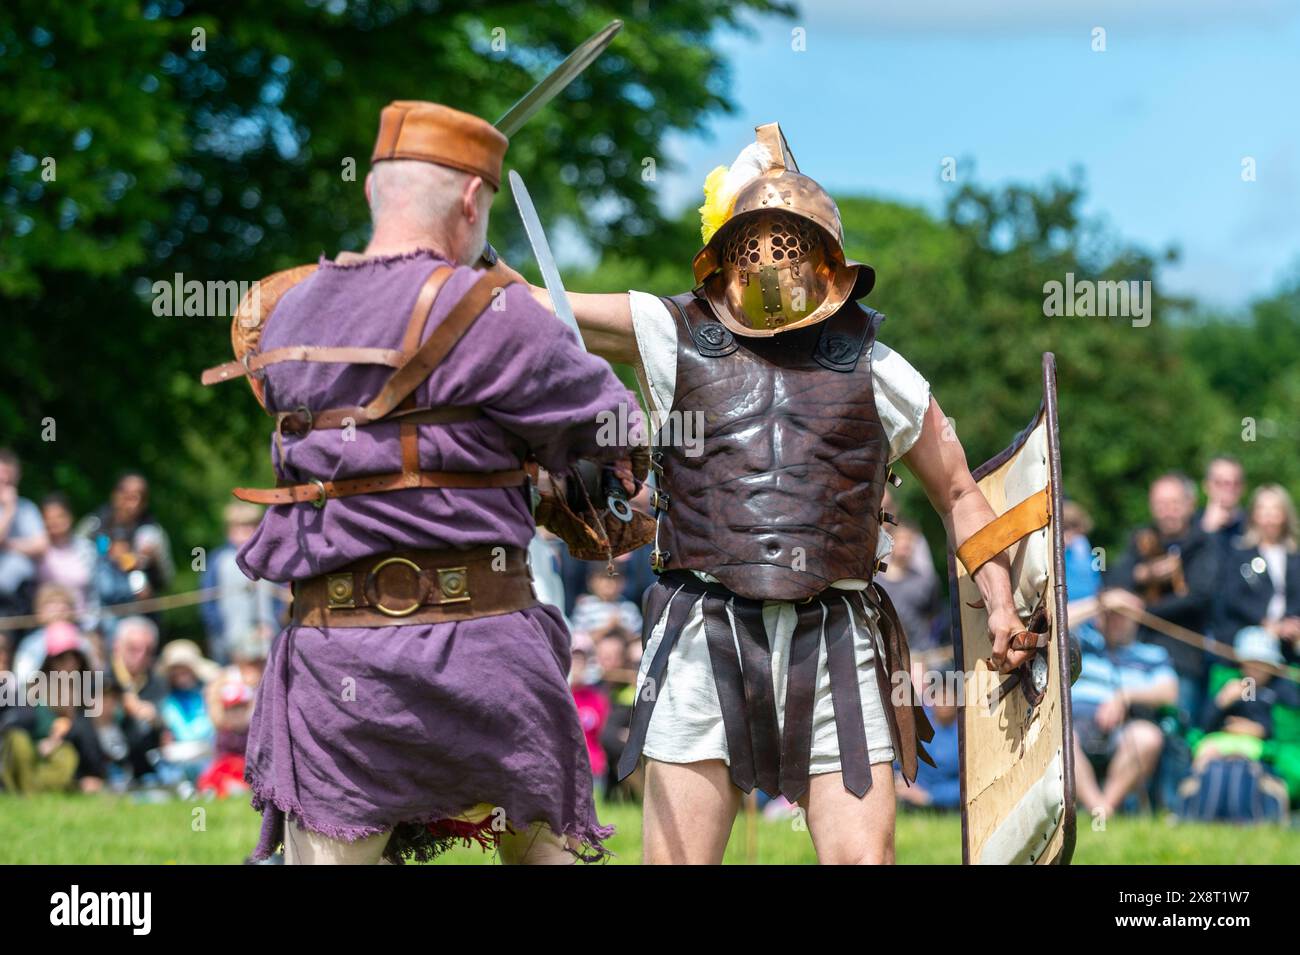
[4,445,1296,830]
[0,449,274,801]
[1068,458,1299,823]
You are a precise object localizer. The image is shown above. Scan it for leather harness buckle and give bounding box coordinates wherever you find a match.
[308,479,328,509]
[242,352,264,381]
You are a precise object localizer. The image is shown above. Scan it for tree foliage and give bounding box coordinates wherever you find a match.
[1,0,791,558]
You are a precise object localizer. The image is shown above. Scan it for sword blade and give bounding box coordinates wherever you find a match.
[494,20,623,137]
[508,169,582,346]
[511,169,638,522]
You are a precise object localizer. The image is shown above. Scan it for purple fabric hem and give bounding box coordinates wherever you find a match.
[246,774,615,864]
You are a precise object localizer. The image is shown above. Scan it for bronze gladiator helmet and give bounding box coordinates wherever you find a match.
[692,124,875,338]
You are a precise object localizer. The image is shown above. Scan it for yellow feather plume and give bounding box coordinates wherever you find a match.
[699,164,733,245]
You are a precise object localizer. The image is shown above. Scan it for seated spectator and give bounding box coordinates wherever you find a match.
[1194,628,1284,767]
[197,667,255,799]
[12,583,81,685]
[0,622,106,794]
[81,473,174,623]
[1217,484,1300,666]
[91,677,133,791]
[155,639,218,785]
[882,486,937,586]
[897,658,961,811]
[1110,472,1219,720]
[37,492,98,626]
[199,501,282,665]
[1062,499,1102,604]
[0,631,13,717]
[569,643,611,789]
[595,630,639,799]
[1175,627,1292,822]
[1196,456,1247,555]
[108,616,168,782]
[0,448,49,621]
[571,565,642,643]
[1071,589,1179,817]
[878,519,943,653]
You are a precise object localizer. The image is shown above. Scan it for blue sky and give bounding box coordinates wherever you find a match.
[652,0,1300,310]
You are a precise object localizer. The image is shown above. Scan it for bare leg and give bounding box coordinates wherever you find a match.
[799,764,897,865]
[1073,738,1106,813]
[643,758,741,864]
[283,819,392,865]
[1099,720,1164,814]
[498,821,576,865]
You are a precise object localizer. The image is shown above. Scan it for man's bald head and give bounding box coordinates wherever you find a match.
[365,160,494,265]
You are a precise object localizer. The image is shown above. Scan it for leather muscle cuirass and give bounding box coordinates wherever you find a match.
[652,292,894,602]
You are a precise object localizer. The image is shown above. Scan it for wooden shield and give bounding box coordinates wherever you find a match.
[947,352,1075,865]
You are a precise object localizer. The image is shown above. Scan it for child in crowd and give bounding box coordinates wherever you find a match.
[571,565,642,644]
[155,639,217,786]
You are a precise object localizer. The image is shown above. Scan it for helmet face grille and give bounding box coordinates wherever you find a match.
[722,212,820,271]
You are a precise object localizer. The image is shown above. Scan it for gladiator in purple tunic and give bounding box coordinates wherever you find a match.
[237,248,633,862]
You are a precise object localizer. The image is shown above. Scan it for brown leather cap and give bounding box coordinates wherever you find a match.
[371,100,508,190]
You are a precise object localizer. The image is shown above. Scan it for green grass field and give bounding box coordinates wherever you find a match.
[1,794,1296,864]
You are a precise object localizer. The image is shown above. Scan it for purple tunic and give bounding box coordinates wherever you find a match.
[238,249,633,862]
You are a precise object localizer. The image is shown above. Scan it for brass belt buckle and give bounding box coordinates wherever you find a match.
[326,573,355,609]
[369,556,423,617]
[437,566,471,604]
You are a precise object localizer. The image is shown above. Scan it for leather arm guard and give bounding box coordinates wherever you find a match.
[534,444,655,563]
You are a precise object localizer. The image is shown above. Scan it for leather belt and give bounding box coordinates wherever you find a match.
[233,468,527,506]
[618,571,934,799]
[275,404,484,436]
[291,545,536,628]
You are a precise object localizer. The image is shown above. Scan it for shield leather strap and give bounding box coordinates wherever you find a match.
[956,485,1051,577]
[291,544,536,628]
[617,571,932,800]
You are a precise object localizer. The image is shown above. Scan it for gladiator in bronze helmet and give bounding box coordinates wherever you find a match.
[691,124,875,337]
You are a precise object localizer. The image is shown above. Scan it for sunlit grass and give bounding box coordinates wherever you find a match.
[1,793,1295,864]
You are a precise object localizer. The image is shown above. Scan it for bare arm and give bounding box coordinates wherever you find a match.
[902,397,1029,673]
[1120,675,1179,709]
[526,285,639,366]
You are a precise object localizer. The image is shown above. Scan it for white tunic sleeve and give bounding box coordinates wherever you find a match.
[871,340,931,464]
[628,290,678,421]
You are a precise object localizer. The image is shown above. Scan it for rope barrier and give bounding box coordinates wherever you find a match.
[0,583,293,631]
[1068,595,1300,685]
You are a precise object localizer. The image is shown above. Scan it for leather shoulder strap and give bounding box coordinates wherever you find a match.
[663,291,738,359]
[364,261,514,422]
[812,303,879,373]
[202,264,318,408]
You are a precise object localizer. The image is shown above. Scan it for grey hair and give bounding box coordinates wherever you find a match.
[1152,471,1196,501]
[115,615,159,647]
